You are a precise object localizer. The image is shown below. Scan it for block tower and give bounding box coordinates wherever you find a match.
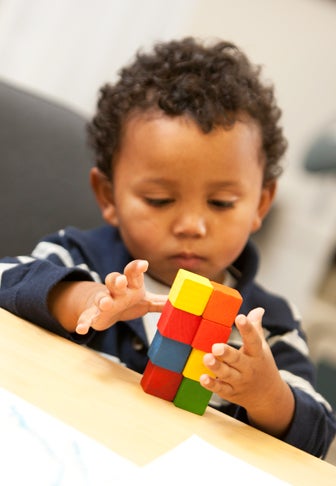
[140,268,243,415]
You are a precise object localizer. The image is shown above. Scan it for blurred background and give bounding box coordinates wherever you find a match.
[0,0,335,462]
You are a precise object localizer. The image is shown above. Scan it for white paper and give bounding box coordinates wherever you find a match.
[144,434,291,485]
[0,387,291,486]
[0,387,137,485]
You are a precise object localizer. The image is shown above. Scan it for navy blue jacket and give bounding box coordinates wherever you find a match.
[0,225,335,458]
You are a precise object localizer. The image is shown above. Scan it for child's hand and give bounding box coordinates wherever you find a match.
[75,259,167,334]
[49,260,167,335]
[200,307,295,437]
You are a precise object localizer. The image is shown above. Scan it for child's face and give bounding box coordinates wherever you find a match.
[91,113,276,286]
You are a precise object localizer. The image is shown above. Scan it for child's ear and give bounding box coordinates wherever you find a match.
[90,167,119,226]
[251,180,277,233]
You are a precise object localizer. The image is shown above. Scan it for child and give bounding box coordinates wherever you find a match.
[0,37,335,458]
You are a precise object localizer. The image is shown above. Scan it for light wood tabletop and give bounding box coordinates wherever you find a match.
[0,307,335,485]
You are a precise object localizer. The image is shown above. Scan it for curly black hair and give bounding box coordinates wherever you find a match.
[87,37,287,184]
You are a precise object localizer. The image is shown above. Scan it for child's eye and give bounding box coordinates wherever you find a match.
[208,199,235,209]
[144,198,174,207]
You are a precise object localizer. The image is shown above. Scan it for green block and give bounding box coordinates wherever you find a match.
[173,377,212,415]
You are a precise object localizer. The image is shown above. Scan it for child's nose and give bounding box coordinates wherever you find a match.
[172,211,207,237]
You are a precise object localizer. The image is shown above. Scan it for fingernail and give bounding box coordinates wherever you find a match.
[250,307,265,323]
[212,342,225,356]
[201,374,210,385]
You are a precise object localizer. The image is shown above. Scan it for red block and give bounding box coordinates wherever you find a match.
[191,318,232,353]
[140,360,183,401]
[202,282,242,326]
[157,300,202,344]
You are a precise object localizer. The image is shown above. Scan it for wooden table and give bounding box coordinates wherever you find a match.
[1,307,335,485]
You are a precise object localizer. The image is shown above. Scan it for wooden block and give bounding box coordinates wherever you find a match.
[141,270,244,414]
[168,269,213,315]
[148,329,192,373]
[191,318,232,353]
[140,360,182,401]
[173,377,212,415]
[202,281,243,326]
[157,300,202,344]
[182,348,216,380]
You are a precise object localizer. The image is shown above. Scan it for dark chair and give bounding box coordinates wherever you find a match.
[0,80,102,257]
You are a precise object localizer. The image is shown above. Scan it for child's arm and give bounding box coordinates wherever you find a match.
[200,307,295,438]
[48,259,166,334]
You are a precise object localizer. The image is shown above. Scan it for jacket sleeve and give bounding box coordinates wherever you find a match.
[270,334,336,459]
[0,231,99,342]
[284,385,336,459]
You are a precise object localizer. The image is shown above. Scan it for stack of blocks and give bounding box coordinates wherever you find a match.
[140,268,243,415]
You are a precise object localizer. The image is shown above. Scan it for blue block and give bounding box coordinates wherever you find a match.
[148,329,192,373]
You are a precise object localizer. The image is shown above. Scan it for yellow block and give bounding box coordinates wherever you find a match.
[182,348,216,380]
[168,269,213,315]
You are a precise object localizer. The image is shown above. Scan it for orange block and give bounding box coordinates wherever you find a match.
[202,281,242,326]
[191,318,232,353]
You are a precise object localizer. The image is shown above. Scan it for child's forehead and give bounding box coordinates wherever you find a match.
[115,111,264,181]
[121,110,263,153]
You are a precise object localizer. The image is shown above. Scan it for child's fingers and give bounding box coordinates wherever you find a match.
[105,272,128,296]
[76,306,99,334]
[105,260,148,294]
[203,351,240,380]
[75,321,90,335]
[76,291,113,334]
[208,343,241,370]
[235,307,265,357]
[145,291,168,312]
[200,374,233,394]
[123,259,148,289]
[246,307,265,328]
